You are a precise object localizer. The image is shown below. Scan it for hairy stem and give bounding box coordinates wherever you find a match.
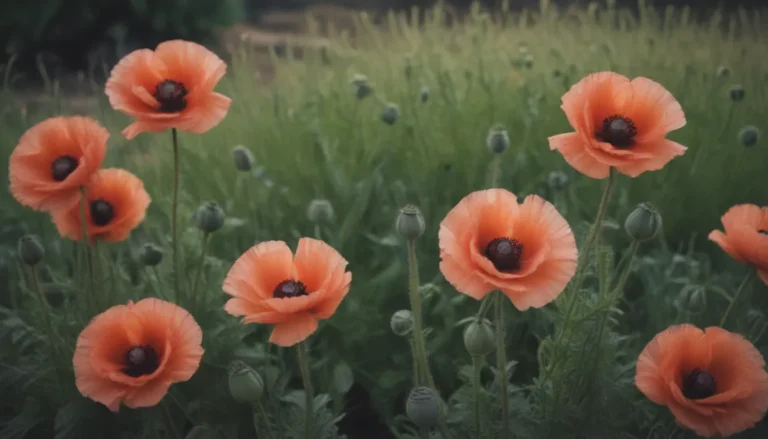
[495,291,509,439]
[297,341,314,439]
[28,265,63,400]
[720,269,756,329]
[472,355,483,438]
[190,232,211,314]
[171,128,181,303]
[407,239,436,389]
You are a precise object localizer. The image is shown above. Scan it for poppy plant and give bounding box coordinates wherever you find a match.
[223,238,352,347]
[9,116,107,211]
[51,168,151,243]
[636,324,768,437]
[548,71,687,179]
[73,298,204,411]
[438,189,578,310]
[105,40,231,140]
[708,204,768,285]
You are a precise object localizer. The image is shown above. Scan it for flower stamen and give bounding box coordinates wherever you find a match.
[273,280,308,299]
[484,237,524,272]
[123,345,160,377]
[51,156,79,181]
[682,368,716,400]
[91,200,114,226]
[596,114,638,149]
[154,80,188,113]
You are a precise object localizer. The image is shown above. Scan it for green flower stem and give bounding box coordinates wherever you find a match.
[406,239,436,389]
[297,341,314,439]
[489,154,502,189]
[161,399,182,439]
[254,401,276,439]
[494,291,509,439]
[27,265,63,400]
[79,188,95,317]
[408,336,423,386]
[144,267,161,297]
[190,232,211,313]
[720,269,756,329]
[611,241,640,299]
[472,354,483,438]
[171,128,181,304]
[476,294,494,320]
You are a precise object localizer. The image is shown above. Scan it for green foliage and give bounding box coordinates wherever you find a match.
[1,0,768,438]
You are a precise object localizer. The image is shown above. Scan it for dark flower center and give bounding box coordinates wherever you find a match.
[682,368,716,400]
[154,79,188,113]
[90,200,114,226]
[596,115,638,149]
[123,345,159,377]
[51,156,78,181]
[484,237,524,272]
[759,230,768,236]
[273,280,308,299]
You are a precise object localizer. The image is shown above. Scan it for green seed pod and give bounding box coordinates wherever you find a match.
[396,205,426,240]
[406,386,440,429]
[232,145,255,172]
[390,309,413,336]
[351,74,373,100]
[419,86,430,103]
[228,361,264,404]
[739,125,760,148]
[18,235,44,266]
[195,202,225,233]
[463,320,495,357]
[381,103,400,126]
[624,202,662,242]
[307,199,335,224]
[139,243,163,267]
[185,425,217,439]
[486,125,510,154]
[547,171,569,191]
[729,84,745,102]
[715,66,730,78]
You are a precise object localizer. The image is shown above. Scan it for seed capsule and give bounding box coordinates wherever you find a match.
[405,386,440,429]
[18,235,44,266]
[390,309,414,336]
[624,202,662,242]
[396,205,426,240]
[195,202,225,233]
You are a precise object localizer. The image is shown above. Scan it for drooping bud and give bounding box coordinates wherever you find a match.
[381,103,400,126]
[195,202,225,233]
[715,66,730,78]
[139,243,164,267]
[739,125,760,148]
[351,74,373,100]
[232,145,255,172]
[624,202,662,242]
[307,199,335,224]
[18,235,44,266]
[729,84,745,102]
[406,386,440,429]
[390,309,414,336]
[486,125,510,154]
[463,319,495,357]
[396,205,426,240]
[419,86,430,103]
[547,171,569,192]
[228,361,264,404]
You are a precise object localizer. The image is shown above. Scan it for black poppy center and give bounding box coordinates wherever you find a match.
[759,230,768,236]
[485,237,524,272]
[273,280,308,299]
[154,79,188,113]
[682,368,716,400]
[90,200,114,226]
[596,115,638,149]
[123,345,159,377]
[51,155,78,181]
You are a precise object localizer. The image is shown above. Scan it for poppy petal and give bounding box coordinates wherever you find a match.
[613,139,687,178]
[269,313,319,347]
[624,77,687,143]
[223,241,294,302]
[548,133,611,179]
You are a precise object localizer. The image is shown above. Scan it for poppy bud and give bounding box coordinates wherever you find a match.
[547,171,569,191]
[624,202,662,242]
[729,84,745,102]
[195,202,225,233]
[307,199,335,224]
[463,320,495,356]
[677,287,707,315]
[419,86,430,103]
[351,74,372,100]
[390,309,414,336]
[139,243,163,267]
[486,125,510,154]
[18,235,44,266]
[228,361,264,404]
[381,103,400,126]
[523,53,535,69]
[739,125,760,148]
[406,386,440,429]
[185,426,216,439]
[396,205,425,240]
[232,145,255,172]
[715,66,730,78]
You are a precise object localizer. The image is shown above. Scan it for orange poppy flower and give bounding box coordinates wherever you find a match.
[548,71,687,179]
[9,116,108,211]
[438,189,578,310]
[73,298,204,411]
[708,204,768,285]
[636,324,768,437]
[223,238,352,347]
[105,40,231,140]
[51,168,151,243]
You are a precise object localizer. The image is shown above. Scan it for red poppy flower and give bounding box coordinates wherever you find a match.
[708,204,768,285]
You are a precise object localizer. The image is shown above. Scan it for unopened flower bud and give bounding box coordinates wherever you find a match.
[351,74,373,100]
[715,66,730,78]
[381,103,400,125]
[419,86,430,103]
[486,125,510,154]
[18,235,44,266]
[195,202,225,233]
[547,171,569,191]
[307,199,334,224]
[139,243,163,267]
[396,205,425,240]
[624,202,662,242]
[678,287,707,315]
[232,145,255,172]
[228,361,264,403]
[390,310,414,336]
[739,125,760,148]
[406,386,440,429]
[523,53,535,69]
[185,425,216,439]
[729,84,745,102]
[463,320,495,356]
